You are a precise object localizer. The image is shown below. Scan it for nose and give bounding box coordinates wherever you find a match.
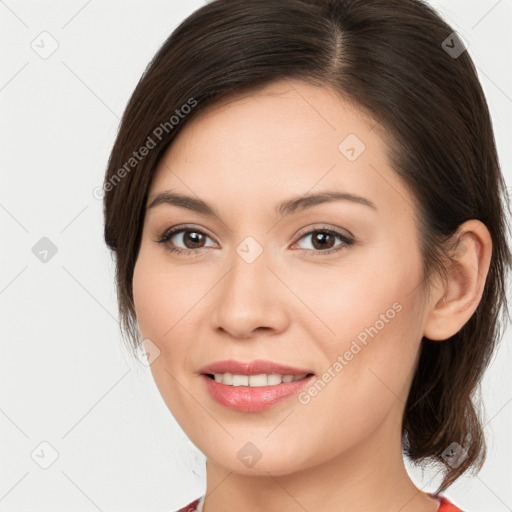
[210,244,290,340]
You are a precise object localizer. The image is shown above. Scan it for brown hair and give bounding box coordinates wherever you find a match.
[102,0,512,494]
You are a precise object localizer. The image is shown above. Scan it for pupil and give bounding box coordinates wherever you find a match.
[186,231,203,247]
[313,232,333,250]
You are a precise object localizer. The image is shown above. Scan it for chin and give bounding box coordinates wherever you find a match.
[202,437,318,477]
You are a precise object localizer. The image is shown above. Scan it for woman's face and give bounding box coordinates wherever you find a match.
[133,79,435,475]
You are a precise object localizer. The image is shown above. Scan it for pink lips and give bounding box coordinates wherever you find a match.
[199,359,315,413]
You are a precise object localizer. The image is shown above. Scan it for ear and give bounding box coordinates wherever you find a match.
[423,220,493,341]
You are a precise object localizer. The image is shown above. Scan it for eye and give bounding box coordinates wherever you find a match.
[155,225,217,256]
[155,224,355,257]
[292,227,354,256]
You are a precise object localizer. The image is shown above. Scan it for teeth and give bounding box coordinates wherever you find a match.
[233,374,248,386]
[212,373,308,386]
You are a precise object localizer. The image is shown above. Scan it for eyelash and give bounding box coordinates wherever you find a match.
[155,224,355,257]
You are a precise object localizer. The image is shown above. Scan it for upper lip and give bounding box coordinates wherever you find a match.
[199,359,314,376]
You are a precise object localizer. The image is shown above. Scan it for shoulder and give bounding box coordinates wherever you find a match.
[433,494,465,512]
[173,495,204,512]
[174,494,466,512]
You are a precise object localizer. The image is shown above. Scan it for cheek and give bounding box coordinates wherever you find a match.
[291,299,422,468]
[132,263,160,341]
[132,252,197,417]
[132,249,177,344]
[305,257,424,407]
[296,258,417,347]
[132,249,208,368]
[329,307,421,429]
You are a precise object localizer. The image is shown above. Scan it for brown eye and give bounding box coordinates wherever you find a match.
[156,226,216,255]
[310,231,336,250]
[294,228,354,256]
[179,230,207,249]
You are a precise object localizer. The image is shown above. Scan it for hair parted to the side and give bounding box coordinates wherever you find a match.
[102,0,512,494]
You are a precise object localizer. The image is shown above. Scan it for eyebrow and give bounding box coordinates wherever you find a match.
[146,189,377,217]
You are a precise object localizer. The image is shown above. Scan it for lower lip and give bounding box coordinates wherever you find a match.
[201,374,315,412]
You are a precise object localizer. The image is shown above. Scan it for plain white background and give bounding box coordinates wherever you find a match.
[0,1,511,510]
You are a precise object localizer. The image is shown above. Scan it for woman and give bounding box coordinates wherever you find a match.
[102,0,511,510]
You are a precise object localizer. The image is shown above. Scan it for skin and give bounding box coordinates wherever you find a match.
[132,79,492,512]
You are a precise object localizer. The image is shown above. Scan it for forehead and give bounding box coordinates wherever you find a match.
[149,79,415,223]
[164,79,376,165]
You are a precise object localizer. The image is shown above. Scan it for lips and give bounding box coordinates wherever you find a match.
[198,359,315,377]
[201,373,315,412]
[198,359,316,412]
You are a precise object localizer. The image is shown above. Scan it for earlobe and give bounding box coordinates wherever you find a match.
[422,220,493,341]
